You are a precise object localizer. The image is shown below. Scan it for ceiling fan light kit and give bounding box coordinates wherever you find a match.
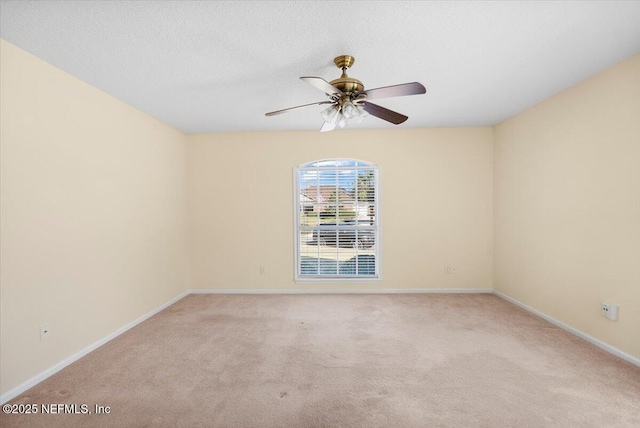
[265,55,426,132]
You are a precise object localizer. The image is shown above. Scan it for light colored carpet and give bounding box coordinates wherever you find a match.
[2,294,639,427]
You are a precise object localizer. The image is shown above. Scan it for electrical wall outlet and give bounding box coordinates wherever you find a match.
[40,324,50,341]
[601,302,619,321]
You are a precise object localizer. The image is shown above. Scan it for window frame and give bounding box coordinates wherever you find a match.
[293,159,381,283]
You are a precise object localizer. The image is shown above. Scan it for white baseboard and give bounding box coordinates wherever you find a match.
[493,290,640,368]
[190,288,493,294]
[0,290,190,405]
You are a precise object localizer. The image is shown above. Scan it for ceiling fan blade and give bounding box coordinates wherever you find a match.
[320,120,336,132]
[361,82,426,100]
[360,101,408,125]
[265,101,333,116]
[300,77,343,96]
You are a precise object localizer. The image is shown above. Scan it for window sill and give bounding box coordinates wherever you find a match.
[295,276,381,284]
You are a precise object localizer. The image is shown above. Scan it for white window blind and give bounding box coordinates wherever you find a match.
[294,159,379,280]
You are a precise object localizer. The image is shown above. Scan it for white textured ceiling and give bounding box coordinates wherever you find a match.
[1,1,640,134]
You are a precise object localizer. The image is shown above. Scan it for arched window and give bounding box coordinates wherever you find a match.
[294,159,379,280]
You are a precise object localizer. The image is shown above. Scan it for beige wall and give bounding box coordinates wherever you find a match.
[494,54,640,359]
[0,40,189,395]
[188,128,494,291]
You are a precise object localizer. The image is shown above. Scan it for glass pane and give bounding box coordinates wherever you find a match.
[335,169,356,223]
[299,170,319,227]
[299,227,376,277]
[356,170,375,204]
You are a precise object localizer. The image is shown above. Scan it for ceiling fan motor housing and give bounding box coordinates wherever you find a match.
[330,76,364,94]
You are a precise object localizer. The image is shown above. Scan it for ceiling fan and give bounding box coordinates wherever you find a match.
[265,55,426,132]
